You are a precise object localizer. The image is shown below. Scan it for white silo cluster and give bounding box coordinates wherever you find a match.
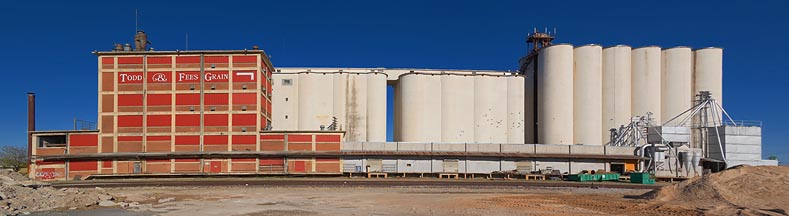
[276,71,388,142]
[394,72,525,144]
[525,44,723,145]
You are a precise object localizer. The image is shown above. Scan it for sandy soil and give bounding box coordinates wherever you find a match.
[101,186,699,216]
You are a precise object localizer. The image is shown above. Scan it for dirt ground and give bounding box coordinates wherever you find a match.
[97,186,699,216]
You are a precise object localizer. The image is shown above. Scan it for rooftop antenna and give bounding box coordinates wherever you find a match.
[135,9,139,32]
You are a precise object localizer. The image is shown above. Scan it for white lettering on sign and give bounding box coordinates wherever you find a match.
[178,73,200,82]
[204,72,229,82]
[151,73,168,82]
[236,72,255,81]
[119,74,143,83]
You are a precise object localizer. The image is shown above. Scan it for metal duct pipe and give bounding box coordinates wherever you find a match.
[27,93,35,165]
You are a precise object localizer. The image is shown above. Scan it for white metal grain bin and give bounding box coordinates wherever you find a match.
[631,46,662,124]
[537,44,574,144]
[441,74,475,142]
[661,47,693,123]
[602,45,632,144]
[573,44,603,145]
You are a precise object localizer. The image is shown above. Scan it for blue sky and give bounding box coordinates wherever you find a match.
[1,1,787,162]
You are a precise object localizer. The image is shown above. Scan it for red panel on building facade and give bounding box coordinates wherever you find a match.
[118,72,144,84]
[259,158,284,165]
[232,114,256,126]
[117,136,142,141]
[147,115,171,126]
[233,71,256,82]
[204,114,228,126]
[315,135,341,143]
[101,57,114,64]
[102,160,112,167]
[204,56,228,63]
[69,134,98,147]
[260,135,284,140]
[117,57,143,64]
[70,160,98,171]
[175,158,199,162]
[175,56,200,64]
[316,157,340,162]
[147,72,172,83]
[233,93,256,105]
[175,94,200,105]
[175,136,200,145]
[118,94,143,106]
[288,135,312,143]
[147,94,172,106]
[146,136,170,141]
[233,158,256,162]
[233,56,256,63]
[176,72,201,83]
[175,114,200,126]
[147,57,172,64]
[117,115,143,127]
[205,94,229,105]
[146,159,170,163]
[204,71,229,82]
[232,135,256,144]
[204,135,228,145]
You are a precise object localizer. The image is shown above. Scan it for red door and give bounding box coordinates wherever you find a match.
[210,161,221,173]
[294,161,306,172]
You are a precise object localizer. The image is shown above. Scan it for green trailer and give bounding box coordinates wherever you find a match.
[629,172,656,184]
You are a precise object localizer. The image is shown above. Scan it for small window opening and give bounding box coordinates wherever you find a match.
[210,106,216,111]
[241,105,247,111]
[190,84,195,90]
[242,84,247,90]
[282,79,292,86]
[189,106,195,112]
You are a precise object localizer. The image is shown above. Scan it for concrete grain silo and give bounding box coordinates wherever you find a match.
[366,72,388,142]
[396,73,442,142]
[602,45,632,144]
[693,47,724,122]
[523,62,536,144]
[631,46,662,123]
[573,45,603,145]
[506,75,525,144]
[474,75,508,143]
[441,74,475,142]
[298,73,334,130]
[344,74,369,142]
[537,44,574,144]
[661,47,693,124]
[332,73,348,131]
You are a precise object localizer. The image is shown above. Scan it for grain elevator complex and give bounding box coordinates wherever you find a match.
[26,30,776,181]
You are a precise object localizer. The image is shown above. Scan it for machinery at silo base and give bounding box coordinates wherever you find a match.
[608,91,737,180]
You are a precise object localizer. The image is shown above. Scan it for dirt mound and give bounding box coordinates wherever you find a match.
[645,165,789,215]
[0,169,116,215]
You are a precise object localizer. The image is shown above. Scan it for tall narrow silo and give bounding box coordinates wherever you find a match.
[474,75,508,143]
[298,73,334,130]
[507,75,526,144]
[631,46,662,124]
[661,47,693,124]
[693,47,724,122]
[367,72,388,142]
[345,74,369,141]
[573,45,603,145]
[537,44,574,144]
[602,45,632,144]
[396,73,442,142]
[332,73,348,131]
[441,74,475,143]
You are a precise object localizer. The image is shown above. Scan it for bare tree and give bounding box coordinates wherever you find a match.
[0,146,28,171]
